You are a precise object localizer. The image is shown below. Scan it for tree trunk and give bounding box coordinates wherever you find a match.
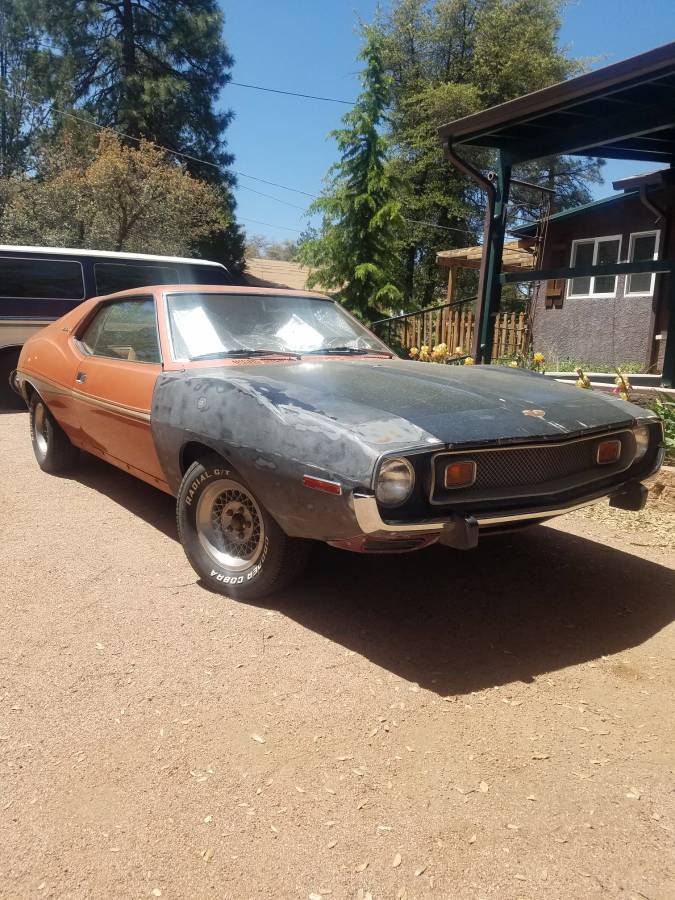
[119,0,141,136]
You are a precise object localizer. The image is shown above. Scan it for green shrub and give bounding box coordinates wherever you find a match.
[649,394,675,464]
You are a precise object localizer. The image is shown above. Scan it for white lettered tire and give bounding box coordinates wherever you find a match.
[176,456,311,600]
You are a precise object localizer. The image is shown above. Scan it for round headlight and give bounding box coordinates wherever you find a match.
[633,424,650,461]
[375,457,415,507]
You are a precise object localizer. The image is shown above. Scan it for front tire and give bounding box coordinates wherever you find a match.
[176,456,311,600]
[29,395,79,473]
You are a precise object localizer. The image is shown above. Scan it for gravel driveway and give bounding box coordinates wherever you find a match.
[1,410,674,900]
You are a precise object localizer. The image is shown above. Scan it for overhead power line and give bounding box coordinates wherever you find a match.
[0,85,317,200]
[239,217,303,234]
[230,81,355,105]
[235,183,307,210]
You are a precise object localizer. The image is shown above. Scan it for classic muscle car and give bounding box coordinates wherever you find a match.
[14,285,664,599]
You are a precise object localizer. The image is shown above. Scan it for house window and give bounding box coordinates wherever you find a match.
[568,235,622,298]
[626,230,660,295]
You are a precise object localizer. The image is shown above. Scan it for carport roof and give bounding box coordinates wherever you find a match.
[438,41,675,165]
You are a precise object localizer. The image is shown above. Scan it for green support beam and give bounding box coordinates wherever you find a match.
[501,257,675,285]
[477,153,513,363]
[501,100,675,164]
[662,275,675,388]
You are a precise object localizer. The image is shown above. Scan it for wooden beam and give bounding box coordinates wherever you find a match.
[446,266,455,302]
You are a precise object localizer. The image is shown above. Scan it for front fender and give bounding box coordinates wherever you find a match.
[150,372,379,540]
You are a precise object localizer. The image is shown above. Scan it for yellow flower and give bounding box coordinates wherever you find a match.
[409,347,419,358]
[533,351,545,365]
[464,356,475,366]
[508,360,519,368]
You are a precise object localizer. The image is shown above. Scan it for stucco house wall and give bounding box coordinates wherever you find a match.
[526,187,673,371]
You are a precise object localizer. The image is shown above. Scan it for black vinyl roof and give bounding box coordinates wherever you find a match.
[438,41,675,165]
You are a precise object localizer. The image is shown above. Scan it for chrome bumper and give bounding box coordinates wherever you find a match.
[351,478,650,538]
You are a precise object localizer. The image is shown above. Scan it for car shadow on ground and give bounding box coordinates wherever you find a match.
[65,451,675,697]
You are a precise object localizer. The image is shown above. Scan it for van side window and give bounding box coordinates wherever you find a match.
[80,299,161,363]
[0,258,85,299]
[95,263,179,295]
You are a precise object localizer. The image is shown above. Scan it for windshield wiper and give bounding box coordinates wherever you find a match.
[190,348,302,361]
[303,347,392,356]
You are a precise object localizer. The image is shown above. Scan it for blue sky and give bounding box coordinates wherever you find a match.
[219,0,675,244]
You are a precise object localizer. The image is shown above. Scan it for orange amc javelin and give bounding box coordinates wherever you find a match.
[14,284,664,600]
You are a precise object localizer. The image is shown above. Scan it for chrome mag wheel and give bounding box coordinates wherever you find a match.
[33,400,49,457]
[195,478,265,571]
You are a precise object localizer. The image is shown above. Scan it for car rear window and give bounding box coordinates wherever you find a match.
[0,257,85,299]
[95,262,179,295]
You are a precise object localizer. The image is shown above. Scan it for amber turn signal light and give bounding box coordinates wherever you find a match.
[596,439,621,465]
[302,474,342,495]
[444,460,476,488]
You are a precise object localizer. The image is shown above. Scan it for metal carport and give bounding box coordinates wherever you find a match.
[438,40,675,385]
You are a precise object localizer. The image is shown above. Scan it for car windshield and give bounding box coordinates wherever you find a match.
[166,291,391,360]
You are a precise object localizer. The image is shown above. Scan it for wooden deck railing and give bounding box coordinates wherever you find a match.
[373,299,528,360]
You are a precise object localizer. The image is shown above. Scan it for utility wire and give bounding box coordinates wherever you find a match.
[0,85,316,199]
[239,216,303,233]
[235,183,307,210]
[230,81,355,105]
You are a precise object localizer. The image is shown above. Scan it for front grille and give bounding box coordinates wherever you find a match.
[430,430,634,505]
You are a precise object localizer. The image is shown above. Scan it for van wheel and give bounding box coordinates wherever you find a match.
[177,456,311,601]
[29,395,79,473]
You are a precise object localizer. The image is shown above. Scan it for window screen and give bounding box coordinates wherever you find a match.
[80,299,160,363]
[0,257,84,299]
[627,233,658,294]
[95,262,179,295]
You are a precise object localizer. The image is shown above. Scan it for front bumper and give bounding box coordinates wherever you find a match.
[348,474,655,551]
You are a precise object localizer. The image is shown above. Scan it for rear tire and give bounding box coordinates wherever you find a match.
[29,395,79,473]
[176,456,311,601]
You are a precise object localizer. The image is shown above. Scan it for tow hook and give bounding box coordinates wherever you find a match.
[439,513,479,550]
[609,480,648,512]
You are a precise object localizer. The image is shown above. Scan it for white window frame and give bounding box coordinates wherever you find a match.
[625,229,661,297]
[567,234,622,299]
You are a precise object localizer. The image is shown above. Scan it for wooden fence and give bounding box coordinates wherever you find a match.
[375,301,528,360]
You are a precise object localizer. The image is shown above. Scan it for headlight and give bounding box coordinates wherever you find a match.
[633,424,650,461]
[375,457,415,507]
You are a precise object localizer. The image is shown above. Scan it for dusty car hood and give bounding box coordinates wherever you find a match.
[207,358,640,449]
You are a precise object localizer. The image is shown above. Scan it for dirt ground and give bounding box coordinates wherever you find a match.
[1,409,674,900]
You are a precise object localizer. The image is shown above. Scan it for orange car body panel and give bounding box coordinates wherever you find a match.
[17,283,339,494]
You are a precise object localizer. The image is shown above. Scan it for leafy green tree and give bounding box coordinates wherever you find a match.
[375,0,604,307]
[299,29,403,320]
[0,130,226,253]
[44,0,245,271]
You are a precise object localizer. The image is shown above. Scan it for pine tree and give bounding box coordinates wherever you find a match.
[299,29,403,320]
[375,0,605,306]
[45,0,245,271]
[0,0,55,177]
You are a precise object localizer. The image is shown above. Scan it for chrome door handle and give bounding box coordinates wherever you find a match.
[75,372,87,384]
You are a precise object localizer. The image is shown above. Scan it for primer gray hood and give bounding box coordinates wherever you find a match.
[209,358,642,450]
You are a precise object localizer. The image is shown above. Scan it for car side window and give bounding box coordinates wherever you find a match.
[80,299,161,363]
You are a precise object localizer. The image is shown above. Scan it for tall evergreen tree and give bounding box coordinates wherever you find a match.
[299,29,403,320]
[0,0,55,177]
[45,0,245,272]
[375,0,604,306]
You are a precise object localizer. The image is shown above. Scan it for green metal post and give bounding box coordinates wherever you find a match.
[479,153,513,363]
[661,274,675,387]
